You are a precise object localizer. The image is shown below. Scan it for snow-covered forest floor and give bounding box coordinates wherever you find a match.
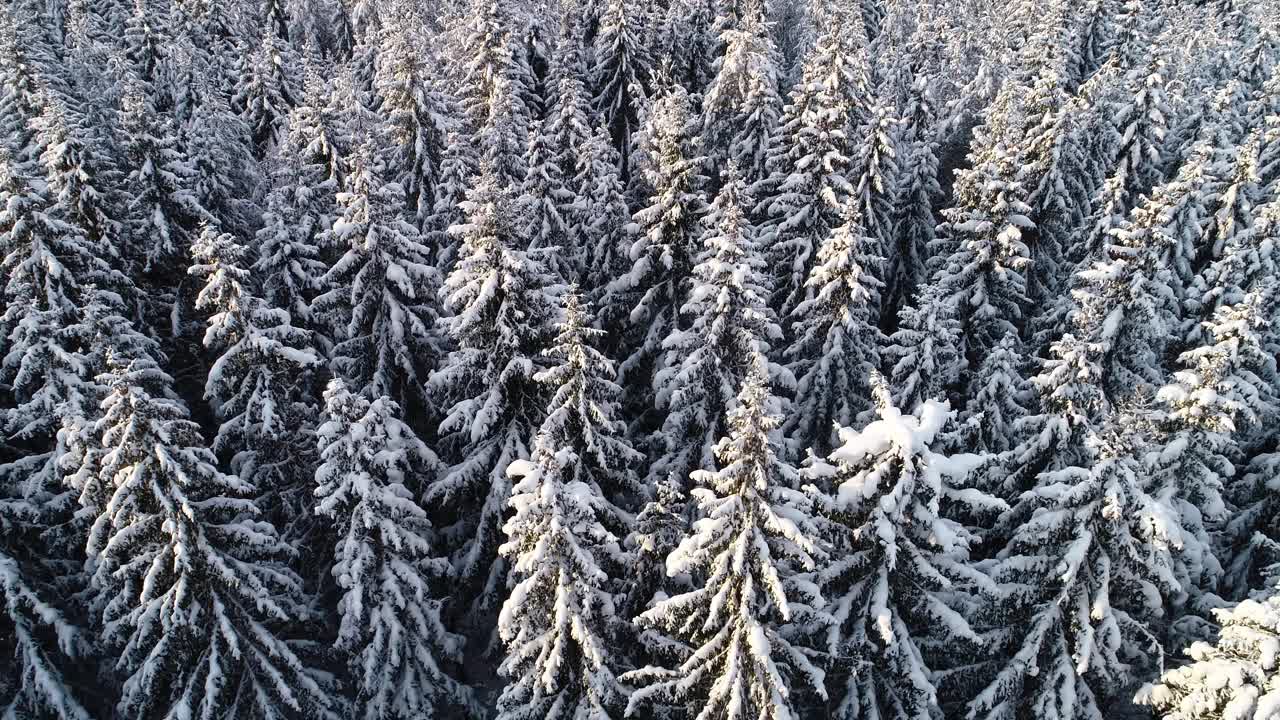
[3,0,1280,718]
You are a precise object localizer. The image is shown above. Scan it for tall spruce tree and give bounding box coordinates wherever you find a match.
[883,284,964,413]
[808,379,999,720]
[428,164,561,623]
[0,147,96,720]
[701,0,782,187]
[967,422,1182,720]
[600,85,708,412]
[892,75,943,310]
[649,169,785,487]
[578,126,631,298]
[120,74,202,280]
[930,140,1034,365]
[0,527,91,719]
[625,357,829,720]
[962,334,1034,455]
[190,225,322,531]
[593,0,650,175]
[374,7,455,234]
[783,204,884,457]
[234,28,296,156]
[755,44,856,320]
[1137,581,1280,720]
[1149,287,1280,644]
[847,93,900,308]
[496,291,639,720]
[80,356,337,720]
[1079,54,1171,265]
[315,379,471,719]
[1069,192,1180,405]
[520,118,575,281]
[314,136,443,412]
[254,129,331,328]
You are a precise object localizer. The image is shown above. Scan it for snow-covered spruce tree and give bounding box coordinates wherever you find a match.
[1078,55,1171,265]
[545,28,595,192]
[496,291,640,720]
[807,378,999,720]
[190,224,322,528]
[1023,91,1096,306]
[0,8,46,160]
[428,163,561,623]
[325,0,356,59]
[185,74,261,239]
[847,93,900,308]
[58,285,162,534]
[701,0,782,188]
[1190,139,1277,346]
[313,136,443,412]
[4,4,60,99]
[1200,286,1280,593]
[176,0,245,87]
[453,0,535,154]
[81,355,336,720]
[961,333,1033,455]
[521,117,575,281]
[478,72,532,192]
[0,515,91,719]
[447,0,503,123]
[536,289,643,515]
[254,126,332,328]
[0,148,103,444]
[578,126,631,299]
[316,50,376,161]
[1114,140,1217,322]
[0,148,99,720]
[0,181,104,614]
[374,8,455,234]
[965,423,1181,720]
[624,356,829,720]
[1104,0,1164,88]
[425,129,479,276]
[600,84,708,406]
[755,45,855,320]
[1137,582,1280,720]
[984,331,1108,503]
[32,88,127,276]
[1068,193,1180,406]
[260,0,289,41]
[929,139,1034,366]
[593,0,650,174]
[623,78,658,210]
[792,9,867,115]
[883,283,964,413]
[119,73,202,279]
[234,27,295,156]
[892,74,942,310]
[1187,104,1265,283]
[1230,450,1280,598]
[314,379,470,719]
[649,169,785,487]
[291,51,346,187]
[544,31,600,263]
[621,477,689,639]
[651,0,716,96]
[783,203,884,457]
[1150,286,1280,644]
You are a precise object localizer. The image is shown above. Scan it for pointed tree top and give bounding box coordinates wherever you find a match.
[738,351,771,406]
[869,369,892,411]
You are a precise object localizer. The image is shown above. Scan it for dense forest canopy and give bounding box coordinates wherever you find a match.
[2,0,1280,718]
